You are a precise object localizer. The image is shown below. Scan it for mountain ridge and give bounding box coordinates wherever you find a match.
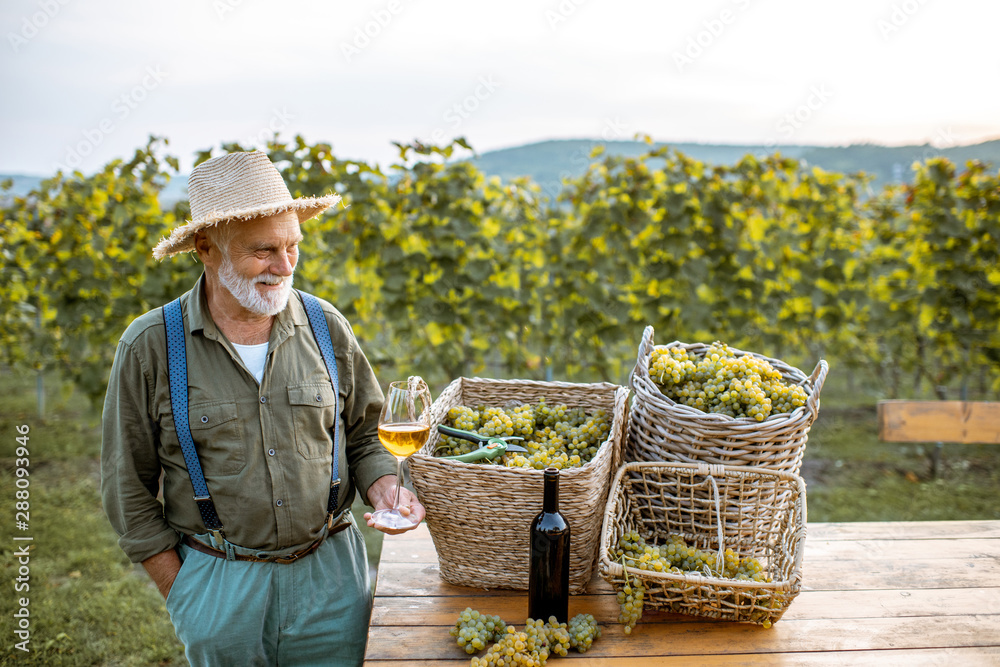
[4,137,999,204]
[469,137,1000,193]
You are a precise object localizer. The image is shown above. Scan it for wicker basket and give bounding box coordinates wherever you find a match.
[599,461,806,626]
[407,377,629,593]
[626,326,828,474]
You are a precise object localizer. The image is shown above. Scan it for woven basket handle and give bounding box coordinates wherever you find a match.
[696,462,726,576]
[628,326,656,391]
[804,360,829,415]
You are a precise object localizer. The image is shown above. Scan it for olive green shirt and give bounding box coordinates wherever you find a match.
[101,274,396,563]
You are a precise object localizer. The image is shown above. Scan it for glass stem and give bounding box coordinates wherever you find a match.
[392,457,404,510]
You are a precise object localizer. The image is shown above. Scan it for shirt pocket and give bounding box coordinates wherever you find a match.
[288,383,338,460]
[187,400,246,476]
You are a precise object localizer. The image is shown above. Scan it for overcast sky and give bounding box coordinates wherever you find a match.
[2,0,998,176]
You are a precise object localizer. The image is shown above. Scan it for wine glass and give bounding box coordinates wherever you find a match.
[370,377,432,530]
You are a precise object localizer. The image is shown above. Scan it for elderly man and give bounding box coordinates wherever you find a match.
[101,151,424,666]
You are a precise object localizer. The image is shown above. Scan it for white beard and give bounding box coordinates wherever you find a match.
[217,256,294,317]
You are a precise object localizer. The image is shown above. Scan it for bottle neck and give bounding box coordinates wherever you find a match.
[543,467,559,513]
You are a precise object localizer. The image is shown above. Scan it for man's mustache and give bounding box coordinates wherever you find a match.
[254,273,290,286]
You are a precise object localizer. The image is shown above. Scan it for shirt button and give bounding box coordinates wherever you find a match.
[275,499,283,507]
[268,448,275,456]
[260,396,267,404]
[201,415,209,423]
[315,394,322,402]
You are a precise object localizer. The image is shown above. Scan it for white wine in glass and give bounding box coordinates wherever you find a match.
[370,378,432,530]
[378,422,430,458]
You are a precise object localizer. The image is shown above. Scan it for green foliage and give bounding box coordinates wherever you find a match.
[1,137,200,402]
[861,159,1000,396]
[1,134,998,402]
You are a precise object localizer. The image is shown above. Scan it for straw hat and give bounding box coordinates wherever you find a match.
[152,151,341,259]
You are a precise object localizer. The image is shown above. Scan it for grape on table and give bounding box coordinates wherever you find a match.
[454,608,603,663]
[450,607,507,655]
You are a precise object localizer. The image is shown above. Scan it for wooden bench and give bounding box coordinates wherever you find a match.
[877,400,1000,476]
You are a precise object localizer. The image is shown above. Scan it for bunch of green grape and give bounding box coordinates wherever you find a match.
[567,613,600,651]
[615,576,645,634]
[441,407,484,456]
[612,530,773,631]
[527,617,570,658]
[471,625,549,667]
[450,608,507,655]
[615,530,770,581]
[455,610,602,663]
[648,342,808,422]
[437,399,611,470]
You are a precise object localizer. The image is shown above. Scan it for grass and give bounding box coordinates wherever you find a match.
[804,403,1000,521]
[0,370,386,666]
[0,371,183,666]
[1,366,998,665]
[801,367,1000,522]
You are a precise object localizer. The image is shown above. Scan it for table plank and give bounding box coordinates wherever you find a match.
[379,536,1000,564]
[373,556,1000,596]
[378,521,1000,563]
[365,614,1000,660]
[378,522,431,542]
[806,520,1000,541]
[805,537,998,560]
[370,587,1000,625]
[367,646,1000,666]
[384,521,1000,544]
[799,556,1000,590]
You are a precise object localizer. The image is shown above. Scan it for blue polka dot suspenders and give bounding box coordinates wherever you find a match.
[162,290,342,548]
[297,291,343,527]
[163,298,224,540]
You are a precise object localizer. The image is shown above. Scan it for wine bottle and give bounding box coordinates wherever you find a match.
[528,467,570,623]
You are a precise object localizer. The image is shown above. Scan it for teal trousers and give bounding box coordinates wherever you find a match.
[165,518,371,666]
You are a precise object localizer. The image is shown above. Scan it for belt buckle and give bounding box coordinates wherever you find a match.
[208,529,225,550]
[273,552,301,565]
[272,537,322,564]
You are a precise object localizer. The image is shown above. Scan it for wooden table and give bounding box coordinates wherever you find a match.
[365,521,1000,665]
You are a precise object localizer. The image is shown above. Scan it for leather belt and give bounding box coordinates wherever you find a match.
[182,520,351,564]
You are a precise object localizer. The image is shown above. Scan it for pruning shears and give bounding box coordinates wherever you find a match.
[436,425,528,463]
